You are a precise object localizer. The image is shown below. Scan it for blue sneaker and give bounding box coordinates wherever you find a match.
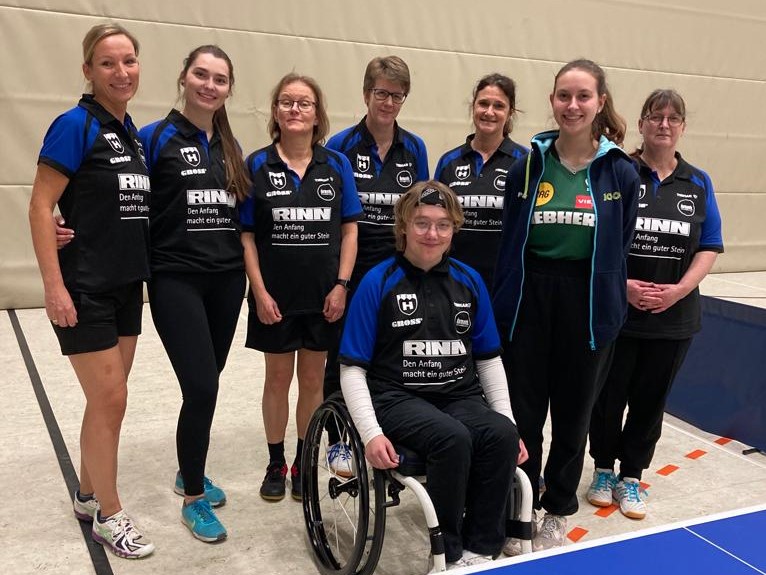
[181,499,227,542]
[174,472,227,507]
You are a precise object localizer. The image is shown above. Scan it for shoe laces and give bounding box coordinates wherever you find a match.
[188,499,215,523]
[329,443,352,462]
[539,515,564,539]
[202,476,215,489]
[594,470,614,490]
[107,512,136,537]
[621,480,644,503]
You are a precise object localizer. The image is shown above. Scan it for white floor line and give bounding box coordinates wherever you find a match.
[705,275,766,294]
[662,418,766,470]
[684,527,766,575]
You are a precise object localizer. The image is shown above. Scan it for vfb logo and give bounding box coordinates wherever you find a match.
[396,293,418,316]
[357,154,370,172]
[455,164,471,180]
[180,147,200,167]
[269,172,287,189]
[103,133,124,154]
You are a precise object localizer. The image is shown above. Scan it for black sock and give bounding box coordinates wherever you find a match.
[268,441,286,465]
[76,490,94,502]
[293,438,304,469]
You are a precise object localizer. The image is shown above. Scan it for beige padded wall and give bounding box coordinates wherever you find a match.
[2,0,765,308]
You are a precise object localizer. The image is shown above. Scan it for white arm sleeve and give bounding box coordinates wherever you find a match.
[475,356,516,424]
[340,364,384,446]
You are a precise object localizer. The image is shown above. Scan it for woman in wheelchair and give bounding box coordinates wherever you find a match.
[337,180,528,569]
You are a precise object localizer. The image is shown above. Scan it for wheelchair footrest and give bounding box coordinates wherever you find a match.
[429,526,445,556]
[506,518,534,540]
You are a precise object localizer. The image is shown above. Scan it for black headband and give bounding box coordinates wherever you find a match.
[417,186,446,208]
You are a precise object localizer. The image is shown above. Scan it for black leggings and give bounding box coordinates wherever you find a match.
[148,270,245,496]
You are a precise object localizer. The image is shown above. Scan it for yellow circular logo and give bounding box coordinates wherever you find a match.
[536,182,554,206]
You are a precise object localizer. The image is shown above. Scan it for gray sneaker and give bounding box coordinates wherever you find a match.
[533,513,567,551]
[503,510,537,556]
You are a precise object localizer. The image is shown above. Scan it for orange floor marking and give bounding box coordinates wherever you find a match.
[640,481,651,490]
[686,449,707,460]
[594,504,619,517]
[657,464,679,476]
[568,526,588,542]
[715,437,733,445]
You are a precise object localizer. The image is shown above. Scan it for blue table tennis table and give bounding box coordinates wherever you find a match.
[481,505,766,575]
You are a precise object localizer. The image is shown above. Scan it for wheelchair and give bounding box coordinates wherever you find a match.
[301,393,534,575]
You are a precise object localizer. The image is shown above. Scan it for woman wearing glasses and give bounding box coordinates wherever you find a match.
[587,89,723,520]
[239,73,362,501]
[339,181,526,570]
[435,73,527,289]
[493,59,639,551]
[322,56,429,474]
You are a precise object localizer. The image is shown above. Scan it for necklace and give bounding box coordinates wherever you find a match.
[559,157,592,174]
[555,141,596,175]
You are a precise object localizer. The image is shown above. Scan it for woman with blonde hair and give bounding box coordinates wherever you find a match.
[29,23,154,559]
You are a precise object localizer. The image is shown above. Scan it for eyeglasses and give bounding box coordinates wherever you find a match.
[644,113,684,127]
[411,218,454,236]
[276,99,316,112]
[369,88,407,104]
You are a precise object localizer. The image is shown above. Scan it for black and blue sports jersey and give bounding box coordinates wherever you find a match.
[139,109,243,273]
[239,143,363,315]
[326,118,429,279]
[435,135,527,289]
[38,94,150,293]
[623,153,724,339]
[339,254,502,399]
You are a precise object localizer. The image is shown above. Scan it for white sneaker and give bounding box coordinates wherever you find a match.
[446,556,470,570]
[92,508,155,559]
[327,442,354,478]
[586,468,617,507]
[73,490,98,522]
[462,551,493,566]
[533,513,567,551]
[613,477,647,519]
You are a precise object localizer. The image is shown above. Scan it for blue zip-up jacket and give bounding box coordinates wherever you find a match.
[492,130,640,350]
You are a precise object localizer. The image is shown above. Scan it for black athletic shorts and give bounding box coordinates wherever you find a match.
[52,282,143,355]
[245,312,338,354]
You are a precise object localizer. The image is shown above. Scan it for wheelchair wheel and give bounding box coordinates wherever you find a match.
[302,396,387,575]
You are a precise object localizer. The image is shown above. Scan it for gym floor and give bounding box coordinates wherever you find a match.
[3,272,766,575]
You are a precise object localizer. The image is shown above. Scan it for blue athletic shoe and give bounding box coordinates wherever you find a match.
[174,472,227,507]
[181,499,227,543]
